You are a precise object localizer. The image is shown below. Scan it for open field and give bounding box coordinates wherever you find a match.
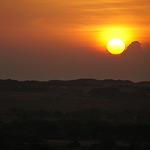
[0,79,150,149]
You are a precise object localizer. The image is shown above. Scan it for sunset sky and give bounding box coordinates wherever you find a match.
[0,0,150,81]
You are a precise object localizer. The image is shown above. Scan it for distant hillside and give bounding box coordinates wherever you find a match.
[0,78,150,90]
[0,79,149,111]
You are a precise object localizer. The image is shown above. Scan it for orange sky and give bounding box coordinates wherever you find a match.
[0,0,150,81]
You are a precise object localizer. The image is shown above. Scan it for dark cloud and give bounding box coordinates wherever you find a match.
[119,41,150,81]
[127,41,141,49]
[123,41,142,56]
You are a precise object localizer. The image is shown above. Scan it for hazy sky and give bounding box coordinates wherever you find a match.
[0,0,150,81]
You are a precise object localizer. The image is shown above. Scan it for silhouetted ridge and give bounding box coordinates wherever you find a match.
[136,81,150,86]
[0,79,149,99]
[0,79,132,89]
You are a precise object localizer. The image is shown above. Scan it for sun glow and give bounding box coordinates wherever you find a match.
[107,38,125,54]
[94,25,135,51]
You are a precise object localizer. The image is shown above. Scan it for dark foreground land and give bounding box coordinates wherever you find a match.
[0,79,150,150]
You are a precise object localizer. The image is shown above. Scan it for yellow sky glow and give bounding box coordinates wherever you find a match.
[0,0,150,50]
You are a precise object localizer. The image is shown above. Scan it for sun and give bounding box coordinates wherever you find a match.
[107,38,125,55]
[93,25,136,52]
